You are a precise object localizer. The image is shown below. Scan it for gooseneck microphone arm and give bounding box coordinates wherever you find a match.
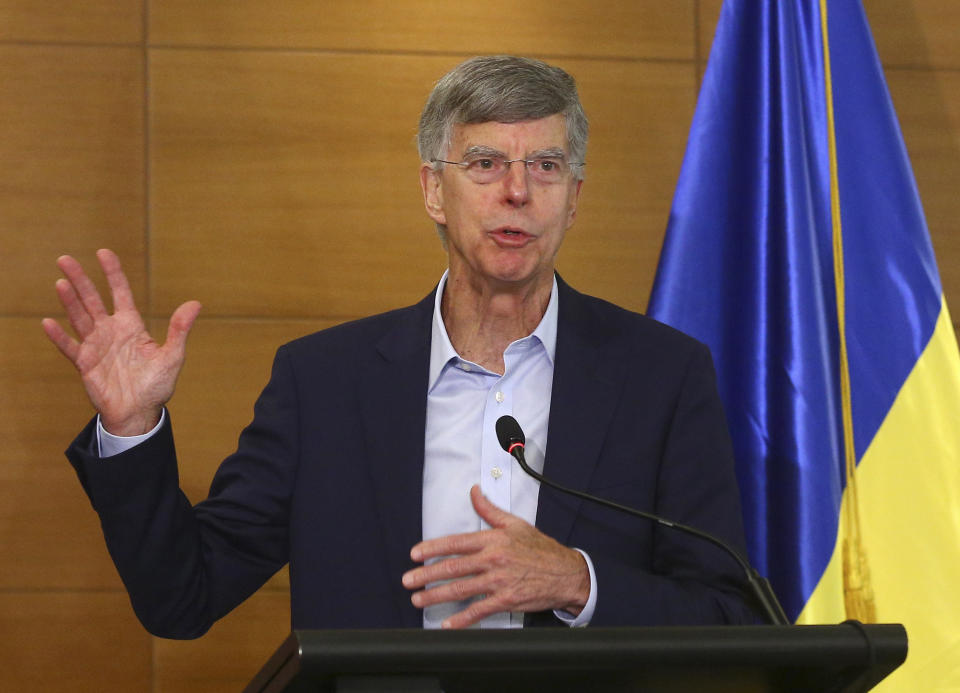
[494,415,789,626]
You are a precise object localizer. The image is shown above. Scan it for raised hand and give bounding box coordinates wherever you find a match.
[41,249,201,436]
[402,485,590,629]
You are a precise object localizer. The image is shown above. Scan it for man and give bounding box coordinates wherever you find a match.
[43,56,756,637]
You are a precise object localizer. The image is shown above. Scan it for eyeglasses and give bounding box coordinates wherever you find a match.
[430,154,584,184]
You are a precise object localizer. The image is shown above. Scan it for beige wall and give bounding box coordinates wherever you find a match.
[1,1,958,691]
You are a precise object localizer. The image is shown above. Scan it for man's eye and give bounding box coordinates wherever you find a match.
[536,158,560,172]
[473,158,496,170]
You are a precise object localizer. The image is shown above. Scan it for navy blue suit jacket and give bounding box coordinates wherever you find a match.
[67,277,755,637]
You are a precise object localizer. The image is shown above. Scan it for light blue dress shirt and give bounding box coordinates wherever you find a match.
[423,271,596,629]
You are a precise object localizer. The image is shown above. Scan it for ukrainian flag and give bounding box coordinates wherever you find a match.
[648,1,960,689]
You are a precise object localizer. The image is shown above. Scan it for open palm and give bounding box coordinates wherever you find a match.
[42,249,201,436]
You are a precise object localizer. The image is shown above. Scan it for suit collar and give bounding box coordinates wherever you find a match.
[361,289,435,628]
[536,276,625,544]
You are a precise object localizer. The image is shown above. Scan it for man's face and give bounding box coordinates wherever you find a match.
[420,114,582,291]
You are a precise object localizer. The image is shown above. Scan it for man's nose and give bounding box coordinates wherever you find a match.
[502,160,530,207]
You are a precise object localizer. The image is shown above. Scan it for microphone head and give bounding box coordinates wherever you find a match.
[495,415,525,452]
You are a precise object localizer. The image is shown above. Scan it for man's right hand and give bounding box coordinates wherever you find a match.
[41,249,201,437]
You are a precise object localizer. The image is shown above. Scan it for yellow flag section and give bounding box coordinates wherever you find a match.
[799,298,960,690]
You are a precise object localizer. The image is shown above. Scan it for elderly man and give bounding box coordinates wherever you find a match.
[43,56,755,636]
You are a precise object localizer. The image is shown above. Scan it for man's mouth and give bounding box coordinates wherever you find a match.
[491,226,532,238]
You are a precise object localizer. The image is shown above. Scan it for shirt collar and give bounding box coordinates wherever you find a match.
[428,270,559,390]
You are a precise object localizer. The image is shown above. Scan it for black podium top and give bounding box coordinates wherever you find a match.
[243,623,907,693]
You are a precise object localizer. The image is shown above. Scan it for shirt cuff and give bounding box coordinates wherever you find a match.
[97,409,166,458]
[553,548,597,627]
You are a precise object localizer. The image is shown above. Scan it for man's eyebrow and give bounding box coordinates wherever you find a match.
[462,145,505,159]
[528,147,566,159]
[461,145,568,159]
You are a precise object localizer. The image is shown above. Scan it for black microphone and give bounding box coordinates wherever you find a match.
[494,415,789,626]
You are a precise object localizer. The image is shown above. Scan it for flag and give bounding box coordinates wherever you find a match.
[647,1,960,688]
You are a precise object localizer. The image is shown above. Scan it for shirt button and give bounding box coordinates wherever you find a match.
[491,466,503,479]
[495,391,504,403]
[461,363,472,372]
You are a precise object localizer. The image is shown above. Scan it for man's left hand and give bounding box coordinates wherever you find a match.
[402,485,590,628]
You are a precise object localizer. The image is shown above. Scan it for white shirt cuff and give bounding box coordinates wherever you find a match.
[96,410,166,458]
[553,548,597,627]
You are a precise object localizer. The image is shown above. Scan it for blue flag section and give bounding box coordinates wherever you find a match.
[648,1,960,689]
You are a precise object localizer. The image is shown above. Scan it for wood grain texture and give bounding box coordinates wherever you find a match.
[0,592,151,692]
[0,0,142,43]
[149,0,694,60]
[149,51,693,318]
[0,318,129,589]
[886,67,960,316]
[154,589,291,693]
[149,50,452,319]
[865,0,960,69]
[0,45,145,315]
[551,58,696,313]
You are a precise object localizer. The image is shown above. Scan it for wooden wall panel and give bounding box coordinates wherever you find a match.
[0,318,127,589]
[0,592,151,692]
[149,50,455,318]
[553,59,696,312]
[149,0,694,60]
[149,52,693,319]
[0,0,142,43]
[0,46,145,315]
[154,590,290,693]
[887,68,960,315]
[865,0,960,69]
[697,0,724,67]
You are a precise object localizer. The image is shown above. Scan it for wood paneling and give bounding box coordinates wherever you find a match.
[552,59,696,312]
[865,0,960,69]
[154,589,290,693]
[149,0,694,60]
[697,0,724,68]
[0,0,142,44]
[0,45,145,315]
[149,50,454,318]
[0,318,128,589]
[887,67,960,315]
[0,592,151,692]
[149,52,692,319]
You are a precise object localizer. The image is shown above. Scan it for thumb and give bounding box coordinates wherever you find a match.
[164,300,202,354]
[470,484,512,528]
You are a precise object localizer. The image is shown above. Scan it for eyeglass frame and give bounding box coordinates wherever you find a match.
[429,149,585,184]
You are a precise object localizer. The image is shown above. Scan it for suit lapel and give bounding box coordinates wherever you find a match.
[536,278,624,545]
[359,291,434,628]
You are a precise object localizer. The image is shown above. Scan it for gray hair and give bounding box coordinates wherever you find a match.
[417,55,588,180]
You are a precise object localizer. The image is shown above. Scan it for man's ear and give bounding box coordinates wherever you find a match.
[566,178,583,228]
[420,163,446,225]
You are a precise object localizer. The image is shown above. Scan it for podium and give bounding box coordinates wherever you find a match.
[242,623,907,693]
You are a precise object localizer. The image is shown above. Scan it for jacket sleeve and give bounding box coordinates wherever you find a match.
[65,346,300,639]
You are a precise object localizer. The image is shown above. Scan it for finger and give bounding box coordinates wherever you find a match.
[410,529,490,563]
[54,277,95,338]
[163,300,202,354]
[41,318,81,364]
[409,573,488,610]
[441,595,509,630]
[470,484,513,529]
[403,553,485,590]
[96,248,137,313]
[56,255,108,319]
